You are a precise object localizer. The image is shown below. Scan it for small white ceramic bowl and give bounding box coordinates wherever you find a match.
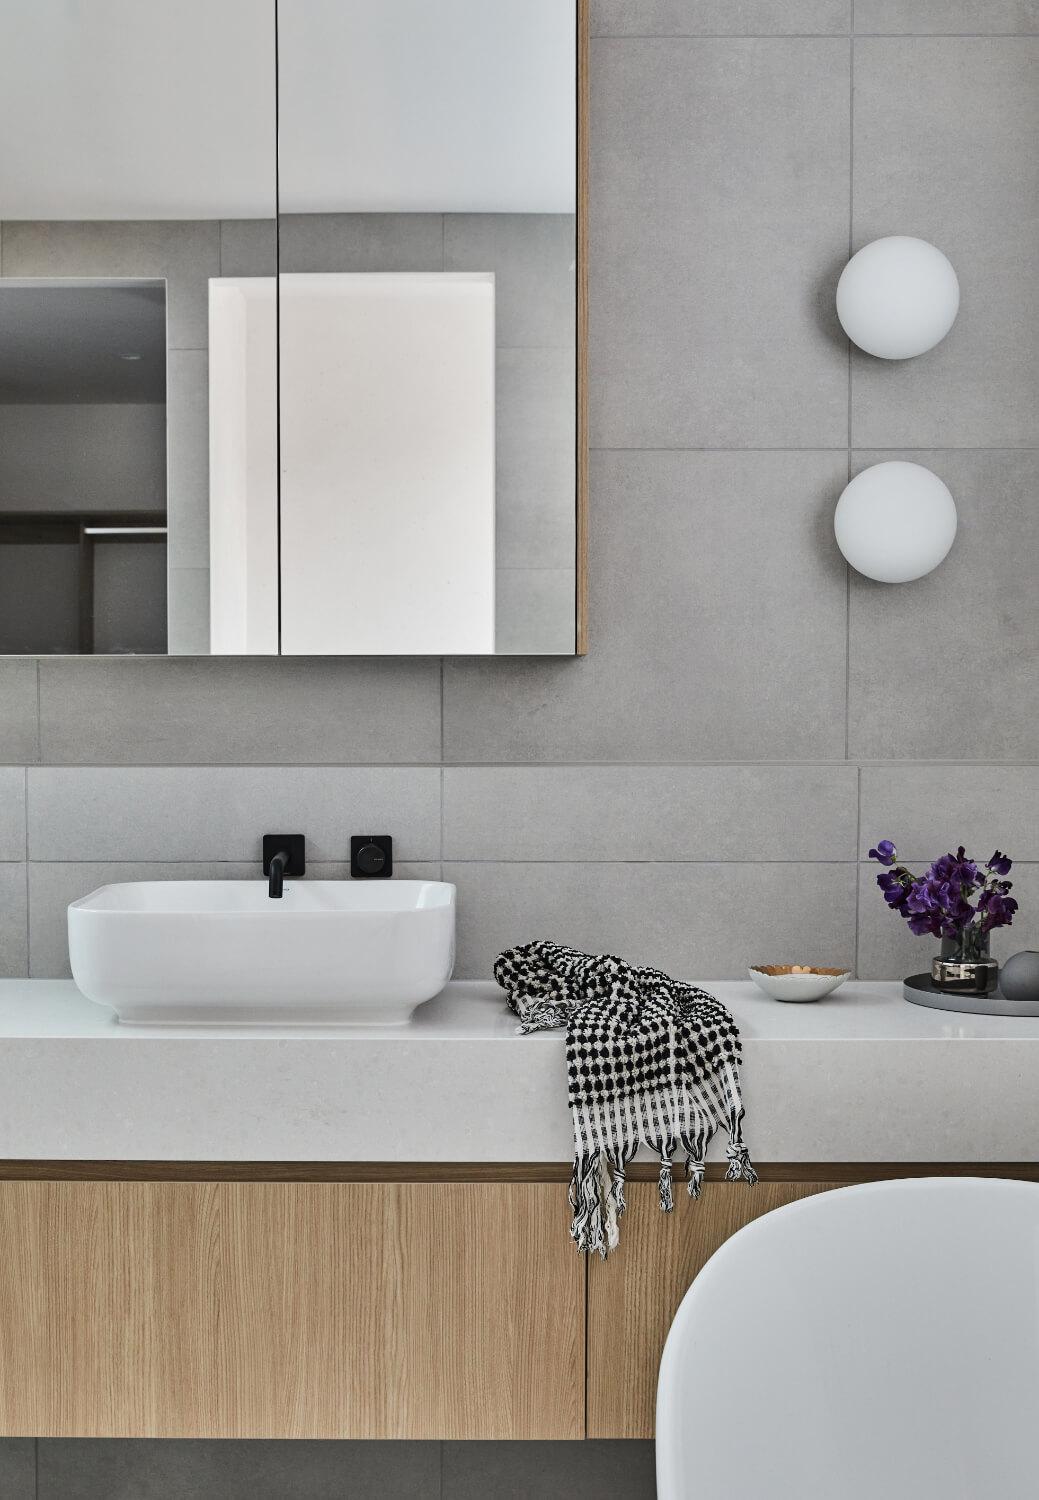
[749,965,851,1002]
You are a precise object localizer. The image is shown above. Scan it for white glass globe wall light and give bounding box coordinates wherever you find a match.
[834,462,957,584]
[833,237,960,582]
[836,236,959,360]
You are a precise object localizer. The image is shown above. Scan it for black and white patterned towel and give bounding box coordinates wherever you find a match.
[494,940,756,1256]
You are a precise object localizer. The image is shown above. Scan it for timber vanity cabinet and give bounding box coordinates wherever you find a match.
[0,1163,1029,1440]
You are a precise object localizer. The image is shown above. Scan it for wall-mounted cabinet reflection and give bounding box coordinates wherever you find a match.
[0,0,584,657]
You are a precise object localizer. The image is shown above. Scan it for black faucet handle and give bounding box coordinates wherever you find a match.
[262,834,306,878]
[351,835,392,878]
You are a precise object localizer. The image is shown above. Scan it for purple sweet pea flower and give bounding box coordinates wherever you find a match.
[871,837,1018,943]
[907,909,942,937]
[978,887,1018,932]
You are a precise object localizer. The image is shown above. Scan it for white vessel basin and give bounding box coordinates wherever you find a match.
[68,880,455,1026]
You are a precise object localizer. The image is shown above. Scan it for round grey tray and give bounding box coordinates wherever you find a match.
[903,972,1039,1018]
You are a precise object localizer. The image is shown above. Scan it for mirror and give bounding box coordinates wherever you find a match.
[0,0,584,657]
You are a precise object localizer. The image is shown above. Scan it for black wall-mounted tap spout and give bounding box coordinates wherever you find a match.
[267,848,289,899]
[262,834,306,899]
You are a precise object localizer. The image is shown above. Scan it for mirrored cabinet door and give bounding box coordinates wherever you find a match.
[0,0,584,658]
[276,0,582,656]
[0,0,277,656]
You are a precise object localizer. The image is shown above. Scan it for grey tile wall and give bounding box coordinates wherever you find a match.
[23,1438,658,1500]
[850,38,1039,448]
[0,5,1037,995]
[444,449,849,762]
[591,0,851,34]
[847,450,1039,759]
[589,36,850,448]
[0,1439,34,1500]
[35,1439,442,1500]
[854,0,1039,32]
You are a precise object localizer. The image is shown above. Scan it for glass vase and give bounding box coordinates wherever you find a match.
[931,927,998,996]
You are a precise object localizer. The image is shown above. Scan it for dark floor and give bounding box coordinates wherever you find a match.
[0,1440,657,1499]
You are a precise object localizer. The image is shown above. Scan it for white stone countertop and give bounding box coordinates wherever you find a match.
[0,979,1036,1162]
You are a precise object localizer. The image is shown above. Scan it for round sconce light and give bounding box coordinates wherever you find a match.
[834,461,957,583]
[836,236,959,359]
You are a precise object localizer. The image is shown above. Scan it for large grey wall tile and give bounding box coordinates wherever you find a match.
[593,0,849,33]
[847,450,1039,760]
[589,38,849,447]
[278,214,444,273]
[29,766,440,862]
[496,348,575,570]
[857,862,1039,979]
[444,1440,657,1500]
[220,218,276,276]
[0,768,25,859]
[166,350,209,570]
[444,215,575,348]
[167,567,211,656]
[166,350,208,569]
[0,661,38,763]
[860,767,1039,862]
[446,861,857,979]
[0,863,27,976]
[38,1439,441,1500]
[850,39,1039,448]
[37,658,442,764]
[0,1439,34,1499]
[445,765,857,861]
[1,221,220,349]
[495,570,576,655]
[856,0,1039,32]
[28,860,439,978]
[444,450,848,761]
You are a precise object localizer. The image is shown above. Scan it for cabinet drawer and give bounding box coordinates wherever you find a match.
[0,1181,584,1439]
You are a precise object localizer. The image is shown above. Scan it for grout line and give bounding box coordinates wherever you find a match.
[23,857,1039,868]
[854,766,863,977]
[10,758,1039,770]
[592,446,1039,453]
[34,662,41,765]
[590,30,1039,38]
[19,856,1039,866]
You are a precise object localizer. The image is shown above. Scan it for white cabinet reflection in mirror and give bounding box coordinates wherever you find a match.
[208,272,496,655]
[281,272,496,655]
[208,278,278,655]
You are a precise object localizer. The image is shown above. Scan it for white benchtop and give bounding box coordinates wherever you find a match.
[0,979,1035,1162]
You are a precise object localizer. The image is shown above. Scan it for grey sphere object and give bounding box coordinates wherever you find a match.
[1000,951,1039,1005]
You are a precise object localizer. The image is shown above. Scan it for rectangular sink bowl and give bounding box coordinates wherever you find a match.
[68,880,455,1026]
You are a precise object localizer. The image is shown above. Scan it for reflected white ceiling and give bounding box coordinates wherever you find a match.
[0,0,574,220]
[0,0,275,220]
[278,0,576,215]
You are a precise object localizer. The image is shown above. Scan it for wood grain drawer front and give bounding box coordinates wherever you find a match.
[587,1180,843,1438]
[0,1181,584,1440]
